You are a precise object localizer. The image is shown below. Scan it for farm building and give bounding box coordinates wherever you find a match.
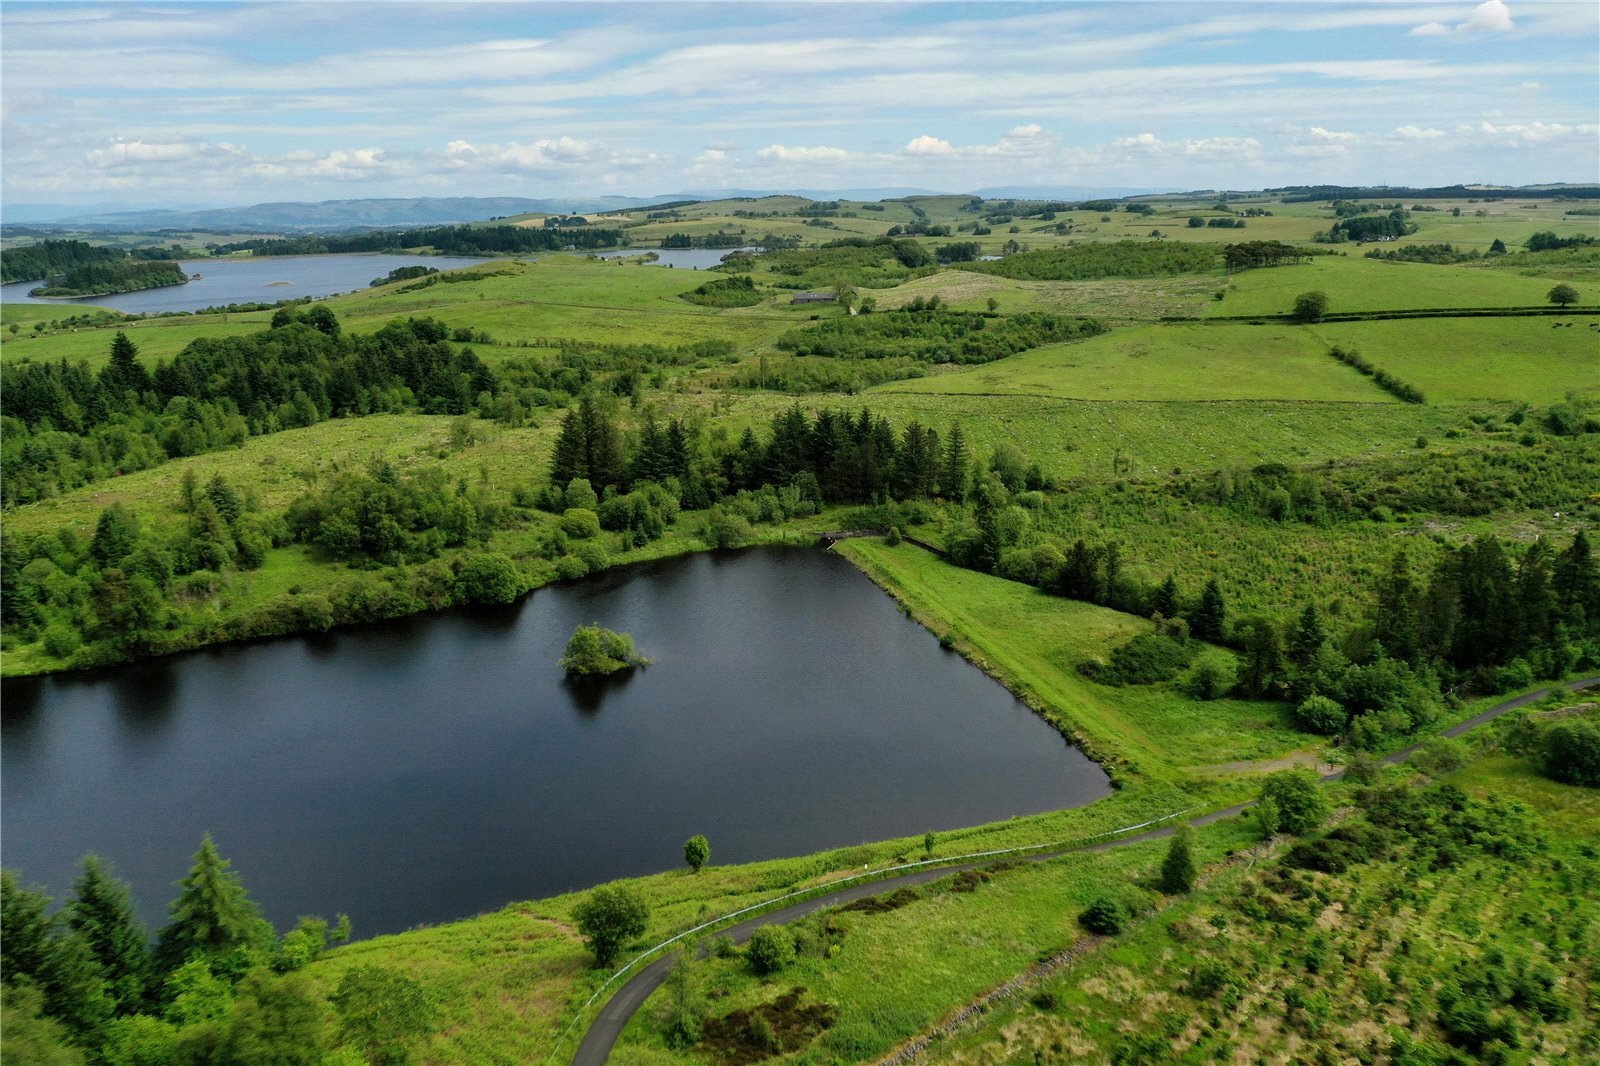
[791,291,838,304]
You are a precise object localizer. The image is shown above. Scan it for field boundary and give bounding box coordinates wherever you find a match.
[1168,306,1600,324]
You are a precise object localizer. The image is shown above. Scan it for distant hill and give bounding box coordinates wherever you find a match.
[972,185,1173,200]
[7,196,693,232]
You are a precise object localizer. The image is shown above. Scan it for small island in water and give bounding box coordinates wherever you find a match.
[8,240,191,297]
[560,624,650,676]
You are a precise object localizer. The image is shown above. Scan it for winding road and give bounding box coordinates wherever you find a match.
[571,677,1597,1064]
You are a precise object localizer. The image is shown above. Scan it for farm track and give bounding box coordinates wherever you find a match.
[569,675,1598,1064]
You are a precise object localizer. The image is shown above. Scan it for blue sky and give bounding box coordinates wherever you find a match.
[2,1,1596,206]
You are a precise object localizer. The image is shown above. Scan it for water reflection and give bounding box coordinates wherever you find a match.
[110,663,179,738]
[561,669,641,716]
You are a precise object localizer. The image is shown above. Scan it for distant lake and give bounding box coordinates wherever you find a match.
[592,247,756,270]
[1,547,1109,937]
[0,253,488,315]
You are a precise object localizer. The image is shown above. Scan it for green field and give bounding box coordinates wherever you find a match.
[1310,315,1600,403]
[882,322,1395,403]
[1212,255,1594,317]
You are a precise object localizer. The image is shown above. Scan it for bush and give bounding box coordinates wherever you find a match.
[1259,770,1329,835]
[572,885,650,968]
[560,507,601,539]
[1292,291,1329,323]
[1410,736,1469,775]
[1082,633,1196,686]
[746,926,797,974]
[553,554,589,580]
[683,835,710,873]
[1078,896,1129,935]
[1184,658,1234,700]
[453,552,521,605]
[1293,694,1348,735]
[40,622,81,659]
[1542,719,1600,786]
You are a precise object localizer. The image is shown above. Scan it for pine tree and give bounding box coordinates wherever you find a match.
[67,856,151,1015]
[940,421,969,502]
[68,851,150,1011]
[1192,579,1227,643]
[1153,575,1179,620]
[100,332,151,400]
[155,834,273,979]
[1554,530,1598,627]
[1374,551,1421,663]
[1288,602,1326,667]
[1158,826,1197,894]
[2,870,58,987]
[549,408,586,488]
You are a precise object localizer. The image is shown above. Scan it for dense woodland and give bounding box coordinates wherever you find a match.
[2,240,190,296]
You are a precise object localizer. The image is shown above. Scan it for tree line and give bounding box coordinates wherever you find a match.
[3,841,437,1065]
[209,224,623,257]
[1,314,498,504]
[774,308,1104,364]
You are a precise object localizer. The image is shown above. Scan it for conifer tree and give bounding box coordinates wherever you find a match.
[1192,579,1227,643]
[155,835,273,979]
[1158,826,1197,894]
[67,855,151,1014]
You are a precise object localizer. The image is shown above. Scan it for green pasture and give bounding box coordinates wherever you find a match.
[871,270,1218,320]
[707,389,1457,482]
[1309,315,1600,403]
[881,322,1395,403]
[1211,254,1592,317]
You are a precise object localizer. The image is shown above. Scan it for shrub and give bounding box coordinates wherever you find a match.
[1410,736,1469,775]
[1083,633,1196,686]
[560,507,601,539]
[1293,694,1348,735]
[40,622,81,659]
[553,554,589,580]
[453,552,521,605]
[1185,658,1234,700]
[1078,896,1129,935]
[1542,719,1600,787]
[1292,291,1329,323]
[1260,770,1329,835]
[684,835,710,873]
[746,926,797,975]
[572,885,649,968]
[1158,826,1197,894]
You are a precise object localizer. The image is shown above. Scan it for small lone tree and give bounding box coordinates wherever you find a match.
[573,885,649,969]
[683,835,710,874]
[1291,290,1329,323]
[1548,283,1580,307]
[923,831,936,857]
[1259,769,1329,835]
[1158,826,1197,894]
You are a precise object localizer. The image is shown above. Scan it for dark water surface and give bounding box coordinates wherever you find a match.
[0,253,487,314]
[1,547,1109,936]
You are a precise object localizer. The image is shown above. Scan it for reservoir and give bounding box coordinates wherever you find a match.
[0,547,1110,937]
[0,253,488,315]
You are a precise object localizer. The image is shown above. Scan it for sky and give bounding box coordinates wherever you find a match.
[2,0,1597,208]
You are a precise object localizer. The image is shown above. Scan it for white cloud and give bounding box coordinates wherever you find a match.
[1413,1,1516,37]
[904,135,955,156]
[1461,1,1515,33]
[755,144,852,163]
[1308,127,1358,142]
[1393,125,1447,139]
